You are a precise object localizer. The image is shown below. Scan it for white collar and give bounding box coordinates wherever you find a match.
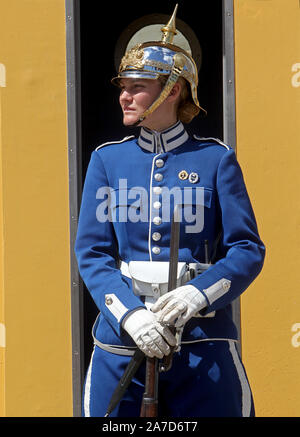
[138,121,189,153]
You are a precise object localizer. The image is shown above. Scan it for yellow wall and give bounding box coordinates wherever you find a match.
[0,0,72,416]
[234,0,300,416]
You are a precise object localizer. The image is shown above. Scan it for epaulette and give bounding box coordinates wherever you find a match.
[95,135,135,151]
[193,135,230,151]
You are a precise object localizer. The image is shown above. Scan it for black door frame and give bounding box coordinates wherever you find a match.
[65,0,238,417]
[65,0,84,417]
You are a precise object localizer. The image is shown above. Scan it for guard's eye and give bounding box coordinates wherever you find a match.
[133,83,145,89]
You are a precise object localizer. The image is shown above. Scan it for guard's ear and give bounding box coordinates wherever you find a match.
[167,81,182,101]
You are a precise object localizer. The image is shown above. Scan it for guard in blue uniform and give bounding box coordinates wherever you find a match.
[75,6,265,417]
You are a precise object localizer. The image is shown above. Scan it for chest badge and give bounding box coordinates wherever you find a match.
[189,172,199,184]
[178,170,189,180]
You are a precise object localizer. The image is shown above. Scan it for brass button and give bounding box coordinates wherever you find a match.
[222,281,231,291]
[105,296,113,305]
[152,232,161,241]
[154,173,163,181]
[155,159,164,168]
[153,216,162,225]
[178,170,188,180]
[152,246,161,255]
[153,186,162,195]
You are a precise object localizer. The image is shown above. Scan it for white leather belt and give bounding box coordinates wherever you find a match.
[120,260,210,302]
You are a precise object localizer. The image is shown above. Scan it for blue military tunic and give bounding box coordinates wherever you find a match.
[75,121,265,346]
[75,121,265,416]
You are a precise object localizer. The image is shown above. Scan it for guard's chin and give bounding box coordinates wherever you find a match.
[123,115,143,128]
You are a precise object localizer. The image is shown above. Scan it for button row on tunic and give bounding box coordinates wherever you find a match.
[152,158,165,255]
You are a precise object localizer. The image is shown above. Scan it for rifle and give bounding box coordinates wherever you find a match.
[139,356,159,417]
[140,204,181,416]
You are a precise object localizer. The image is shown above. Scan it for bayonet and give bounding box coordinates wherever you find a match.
[104,348,145,417]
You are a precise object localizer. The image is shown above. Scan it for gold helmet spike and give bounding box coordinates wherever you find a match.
[161,4,178,44]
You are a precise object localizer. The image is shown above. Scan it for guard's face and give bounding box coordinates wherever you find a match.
[119,78,162,126]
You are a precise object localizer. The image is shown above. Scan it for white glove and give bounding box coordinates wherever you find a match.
[122,308,177,359]
[151,285,207,328]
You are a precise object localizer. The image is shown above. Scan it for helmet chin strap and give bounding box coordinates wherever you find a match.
[128,53,186,128]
